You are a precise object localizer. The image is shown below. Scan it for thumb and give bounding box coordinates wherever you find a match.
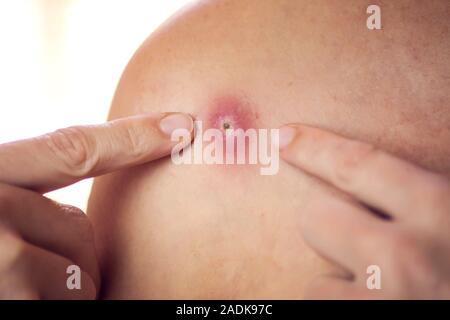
[0,112,194,193]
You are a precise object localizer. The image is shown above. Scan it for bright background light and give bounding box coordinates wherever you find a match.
[0,0,191,211]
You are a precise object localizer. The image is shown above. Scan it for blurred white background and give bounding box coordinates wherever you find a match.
[0,0,191,210]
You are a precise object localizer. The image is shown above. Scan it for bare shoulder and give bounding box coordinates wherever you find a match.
[110,0,450,173]
[108,0,300,118]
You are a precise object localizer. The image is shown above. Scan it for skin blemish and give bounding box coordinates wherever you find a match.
[223,122,231,130]
[205,95,258,132]
[195,95,260,170]
[176,94,277,175]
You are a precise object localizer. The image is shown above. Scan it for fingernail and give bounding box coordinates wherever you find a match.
[159,113,193,137]
[278,125,297,150]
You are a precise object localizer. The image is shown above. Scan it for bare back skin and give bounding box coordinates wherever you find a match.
[87,0,450,299]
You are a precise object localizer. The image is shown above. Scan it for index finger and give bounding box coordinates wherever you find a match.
[278,124,446,219]
[0,112,193,193]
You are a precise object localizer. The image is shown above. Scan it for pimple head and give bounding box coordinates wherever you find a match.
[222,121,231,130]
[206,95,257,132]
[194,94,262,173]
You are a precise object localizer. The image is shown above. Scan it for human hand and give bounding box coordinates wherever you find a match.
[278,124,450,299]
[0,112,193,299]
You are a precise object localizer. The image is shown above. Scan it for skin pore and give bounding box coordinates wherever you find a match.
[87,0,450,299]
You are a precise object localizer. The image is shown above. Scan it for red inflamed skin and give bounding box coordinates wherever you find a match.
[205,95,259,133]
[196,95,262,170]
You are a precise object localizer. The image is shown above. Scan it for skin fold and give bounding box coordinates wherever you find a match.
[87,0,450,299]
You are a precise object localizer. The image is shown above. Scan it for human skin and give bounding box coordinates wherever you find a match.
[87,0,450,299]
[278,124,450,299]
[0,113,194,299]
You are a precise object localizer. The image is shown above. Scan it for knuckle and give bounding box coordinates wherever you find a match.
[333,141,378,187]
[121,122,153,158]
[97,119,151,159]
[44,126,98,177]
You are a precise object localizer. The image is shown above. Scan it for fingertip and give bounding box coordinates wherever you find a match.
[159,112,194,138]
[278,125,298,150]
